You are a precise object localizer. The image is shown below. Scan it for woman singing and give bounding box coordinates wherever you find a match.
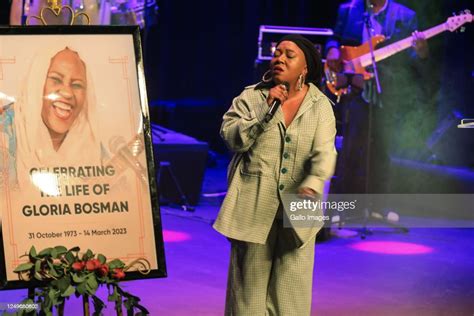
[213,34,337,315]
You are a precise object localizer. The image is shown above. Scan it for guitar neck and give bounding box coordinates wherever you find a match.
[359,22,448,67]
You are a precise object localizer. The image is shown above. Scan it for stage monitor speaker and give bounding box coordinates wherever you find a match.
[152,124,208,206]
[426,111,474,168]
[149,99,225,152]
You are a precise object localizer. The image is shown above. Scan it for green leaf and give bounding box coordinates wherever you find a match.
[14,262,34,272]
[34,271,44,280]
[38,247,53,257]
[77,282,87,295]
[72,273,86,283]
[29,246,37,258]
[65,251,75,264]
[57,276,70,292]
[105,276,116,285]
[54,245,68,254]
[50,269,60,278]
[108,291,120,302]
[69,246,80,252]
[83,249,93,261]
[48,288,57,301]
[108,259,125,269]
[35,259,41,273]
[61,285,75,297]
[44,293,52,310]
[51,248,58,259]
[20,298,37,313]
[86,285,97,296]
[47,261,60,278]
[86,276,98,292]
[52,295,61,307]
[97,254,106,265]
[54,266,64,278]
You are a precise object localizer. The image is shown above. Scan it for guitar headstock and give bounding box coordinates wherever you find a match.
[446,10,472,32]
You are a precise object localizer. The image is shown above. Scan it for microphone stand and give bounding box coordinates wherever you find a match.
[363,4,382,94]
[362,3,380,237]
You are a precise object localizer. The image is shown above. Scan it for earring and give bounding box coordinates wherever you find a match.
[297,74,305,91]
[262,69,273,83]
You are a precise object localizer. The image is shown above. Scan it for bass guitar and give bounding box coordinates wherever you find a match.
[324,10,473,97]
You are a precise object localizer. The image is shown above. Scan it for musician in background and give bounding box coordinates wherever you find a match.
[325,0,430,216]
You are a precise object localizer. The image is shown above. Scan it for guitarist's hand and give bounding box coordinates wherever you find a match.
[326,47,343,72]
[412,31,429,59]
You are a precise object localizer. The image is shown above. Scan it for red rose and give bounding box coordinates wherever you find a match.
[72,261,85,271]
[85,259,101,271]
[97,264,109,277]
[112,268,125,279]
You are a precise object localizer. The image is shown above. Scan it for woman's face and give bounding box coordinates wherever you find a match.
[271,41,307,86]
[41,49,87,139]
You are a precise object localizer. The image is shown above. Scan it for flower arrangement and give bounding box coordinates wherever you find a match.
[12,245,150,316]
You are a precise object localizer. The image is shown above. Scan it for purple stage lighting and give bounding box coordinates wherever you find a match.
[350,241,434,255]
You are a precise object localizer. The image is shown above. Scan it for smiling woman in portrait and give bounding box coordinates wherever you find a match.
[0,46,103,189]
[41,48,90,151]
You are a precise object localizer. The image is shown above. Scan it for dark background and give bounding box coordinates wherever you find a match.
[1,0,472,155]
[143,0,473,154]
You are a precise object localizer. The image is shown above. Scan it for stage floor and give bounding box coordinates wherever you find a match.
[1,159,473,315]
[1,210,473,315]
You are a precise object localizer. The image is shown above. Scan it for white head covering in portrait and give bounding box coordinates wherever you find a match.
[14,45,103,183]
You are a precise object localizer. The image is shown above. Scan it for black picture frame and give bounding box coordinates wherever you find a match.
[0,25,166,290]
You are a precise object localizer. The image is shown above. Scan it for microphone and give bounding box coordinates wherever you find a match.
[1,102,13,112]
[109,135,148,185]
[0,92,15,112]
[264,82,289,123]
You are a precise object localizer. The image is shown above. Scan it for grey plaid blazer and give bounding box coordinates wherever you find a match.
[213,83,337,246]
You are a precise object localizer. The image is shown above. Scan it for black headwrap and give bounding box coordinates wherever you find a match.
[276,34,323,88]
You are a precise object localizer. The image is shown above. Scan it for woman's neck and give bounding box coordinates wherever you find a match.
[288,84,308,98]
[47,129,67,151]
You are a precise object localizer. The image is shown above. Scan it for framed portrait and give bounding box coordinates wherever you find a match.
[0,26,166,289]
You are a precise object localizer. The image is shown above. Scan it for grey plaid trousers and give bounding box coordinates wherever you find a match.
[225,217,316,316]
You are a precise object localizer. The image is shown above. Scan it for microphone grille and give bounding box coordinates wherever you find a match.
[109,135,144,157]
[109,136,127,154]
